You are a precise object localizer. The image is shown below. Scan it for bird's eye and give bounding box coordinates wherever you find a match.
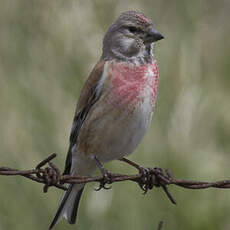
[128,26,138,33]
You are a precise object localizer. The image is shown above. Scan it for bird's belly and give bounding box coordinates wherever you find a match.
[102,101,153,162]
[81,93,154,163]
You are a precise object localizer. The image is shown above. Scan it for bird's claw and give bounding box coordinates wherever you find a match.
[137,167,171,194]
[137,167,154,194]
[94,170,112,191]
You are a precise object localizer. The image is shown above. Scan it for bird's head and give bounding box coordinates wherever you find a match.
[102,11,164,62]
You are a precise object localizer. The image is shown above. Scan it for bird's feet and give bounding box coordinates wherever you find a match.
[94,156,112,191]
[119,158,170,194]
[120,158,176,204]
[119,158,153,193]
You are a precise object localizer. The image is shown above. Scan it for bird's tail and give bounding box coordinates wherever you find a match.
[49,183,84,229]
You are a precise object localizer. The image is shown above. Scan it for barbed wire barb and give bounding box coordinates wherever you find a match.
[157,221,164,230]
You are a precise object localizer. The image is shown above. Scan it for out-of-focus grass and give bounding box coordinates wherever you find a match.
[0,0,230,230]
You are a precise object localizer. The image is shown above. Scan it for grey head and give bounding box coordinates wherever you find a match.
[102,11,164,63]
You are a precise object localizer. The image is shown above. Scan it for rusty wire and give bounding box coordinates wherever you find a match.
[157,221,164,230]
[1,153,230,205]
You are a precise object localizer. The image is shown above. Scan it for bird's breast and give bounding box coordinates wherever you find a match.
[106,60,159,113]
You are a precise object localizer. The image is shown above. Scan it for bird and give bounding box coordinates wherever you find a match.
[49,10,164,229]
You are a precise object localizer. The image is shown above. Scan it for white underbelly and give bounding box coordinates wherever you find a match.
[98,97,154,162]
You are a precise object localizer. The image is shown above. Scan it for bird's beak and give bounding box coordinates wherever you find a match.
[144,27,164,43]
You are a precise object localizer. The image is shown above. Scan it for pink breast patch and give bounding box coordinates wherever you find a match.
[107,60,159,111]
[152,60,159,103]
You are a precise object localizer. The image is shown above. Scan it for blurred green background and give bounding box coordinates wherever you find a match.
[0,0,230,229]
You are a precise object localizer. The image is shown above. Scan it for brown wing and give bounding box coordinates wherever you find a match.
[75,60,105,113]
[63,60,105,175]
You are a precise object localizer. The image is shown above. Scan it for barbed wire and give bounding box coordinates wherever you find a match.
[1,153,230,206]
[157,221,164,230]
